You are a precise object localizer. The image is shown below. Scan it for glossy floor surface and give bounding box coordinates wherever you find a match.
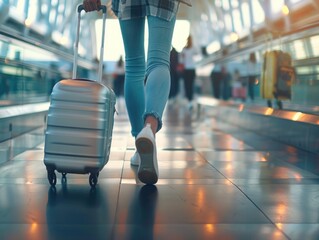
[1,100,319,240]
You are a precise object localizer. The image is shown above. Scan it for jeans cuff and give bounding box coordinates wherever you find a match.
[143,112,162,132]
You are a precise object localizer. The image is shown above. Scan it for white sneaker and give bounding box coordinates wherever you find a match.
[130,151,140,166]
[135,123,158,184]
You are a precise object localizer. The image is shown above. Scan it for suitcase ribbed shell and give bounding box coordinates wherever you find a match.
[44,79,116,174]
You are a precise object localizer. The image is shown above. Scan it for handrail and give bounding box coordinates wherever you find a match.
[197,23,319,67]
[0,102,49,119]
[0,28,94,70]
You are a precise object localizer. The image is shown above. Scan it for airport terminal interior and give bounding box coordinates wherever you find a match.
[0,0,319,239]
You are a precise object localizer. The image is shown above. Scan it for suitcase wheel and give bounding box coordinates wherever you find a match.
[47,170,57,187]
[89,172,99,188]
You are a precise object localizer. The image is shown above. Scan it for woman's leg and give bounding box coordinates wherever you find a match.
[183,69,195,102]
[144,16,176,133]
[119,18,146,137]
[248,76,255,100]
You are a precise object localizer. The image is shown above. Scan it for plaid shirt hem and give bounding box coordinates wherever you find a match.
[112,0,181,21]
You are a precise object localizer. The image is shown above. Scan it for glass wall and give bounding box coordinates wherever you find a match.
[0,0,95,107]
[0,36,75,107]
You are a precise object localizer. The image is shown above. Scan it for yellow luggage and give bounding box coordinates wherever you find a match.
[260,50,295,100]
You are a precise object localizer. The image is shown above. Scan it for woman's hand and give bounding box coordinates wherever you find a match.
[83,0,102,12]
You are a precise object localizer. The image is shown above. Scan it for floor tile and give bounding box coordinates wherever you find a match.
[281,224,319,240]
[115,184,270,224]
[236,183,319,223]
[113,224,289,240]
[1,105,319,240]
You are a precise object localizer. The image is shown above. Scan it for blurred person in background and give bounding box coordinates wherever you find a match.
[168,47,180,103]
[180,35,197,110]
[247,52,258,101]
[113,55,125,98]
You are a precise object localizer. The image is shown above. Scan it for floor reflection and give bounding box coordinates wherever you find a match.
[1,104,318,240]
[46,184,111,240]
[124,185,158,240]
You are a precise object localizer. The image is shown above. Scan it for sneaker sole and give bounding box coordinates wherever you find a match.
[136,137,158,185]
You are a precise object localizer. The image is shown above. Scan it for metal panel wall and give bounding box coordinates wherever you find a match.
[208,104,319,154]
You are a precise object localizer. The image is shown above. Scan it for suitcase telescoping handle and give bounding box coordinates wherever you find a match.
[73,4,107,82]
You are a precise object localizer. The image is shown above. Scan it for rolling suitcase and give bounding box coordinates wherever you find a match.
[44,4,116,188]
[232,86,246,100]
[260,50,295,101]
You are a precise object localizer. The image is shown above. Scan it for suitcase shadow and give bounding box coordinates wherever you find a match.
[46,184,111,240]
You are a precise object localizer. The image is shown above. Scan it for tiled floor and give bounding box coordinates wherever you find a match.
[1,102,319,240]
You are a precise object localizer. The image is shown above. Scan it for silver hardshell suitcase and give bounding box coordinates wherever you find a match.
[44,5,116,187]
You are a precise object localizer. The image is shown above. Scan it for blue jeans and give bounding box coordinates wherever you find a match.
[119,16,176,137]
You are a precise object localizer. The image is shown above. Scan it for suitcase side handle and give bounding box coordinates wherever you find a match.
[73,4,107,82]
